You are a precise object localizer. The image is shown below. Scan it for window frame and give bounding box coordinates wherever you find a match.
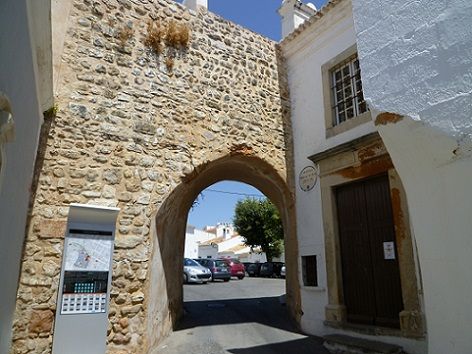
[301,255,318,287]
[330,55,367,126]
[322,45,371,138]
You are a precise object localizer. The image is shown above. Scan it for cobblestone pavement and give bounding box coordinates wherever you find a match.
[150,277,329,354]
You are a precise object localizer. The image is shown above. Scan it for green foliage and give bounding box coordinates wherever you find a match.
[43,104,58,120]
[233,198,284,261]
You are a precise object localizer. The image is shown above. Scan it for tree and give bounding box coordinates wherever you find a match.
[233,198,284,261]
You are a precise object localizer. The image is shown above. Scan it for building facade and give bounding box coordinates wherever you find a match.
[351,1,472,353]
[0,1,52,353]
[279,0,426,353]
[2,0,471,353]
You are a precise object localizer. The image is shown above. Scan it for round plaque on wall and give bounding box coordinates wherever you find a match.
[299,166,318,192]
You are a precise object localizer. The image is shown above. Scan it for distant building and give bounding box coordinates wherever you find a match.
[184,223,277,263]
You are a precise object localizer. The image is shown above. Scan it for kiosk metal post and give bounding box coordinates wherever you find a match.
[52,204,119,354]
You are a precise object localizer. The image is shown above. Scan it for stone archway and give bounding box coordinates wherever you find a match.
[146,154,301,349]
[10,0,297,352]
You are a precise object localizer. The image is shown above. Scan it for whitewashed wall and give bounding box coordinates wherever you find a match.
[184,228,217,258]
[281,1,425,353]
[198,245,218,259]
[352,1,472,353]
[0,1,51,353]
[217,235,244,252]
[281,0,374,336]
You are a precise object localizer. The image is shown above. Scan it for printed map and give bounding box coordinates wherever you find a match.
[64,234,113,272]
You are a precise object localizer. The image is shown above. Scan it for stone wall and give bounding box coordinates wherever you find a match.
[11,1,295,353]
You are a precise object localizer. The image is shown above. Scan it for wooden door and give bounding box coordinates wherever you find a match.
[336,175,403,328]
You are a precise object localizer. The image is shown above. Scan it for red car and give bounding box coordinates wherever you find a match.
[220,258,245,279]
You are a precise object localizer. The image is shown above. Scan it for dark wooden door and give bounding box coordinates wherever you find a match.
[336,175,403,328]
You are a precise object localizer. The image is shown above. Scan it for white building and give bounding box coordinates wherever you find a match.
[351,1,472,353]
[0,1,53,353]
[280,0,425,353]
[184,225,218,258]
[184,223,269,262]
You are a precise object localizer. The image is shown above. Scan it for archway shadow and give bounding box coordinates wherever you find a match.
[147,154,302,349]
[176,295,328,354]
[179,296,294,331]
[227,338,328,354]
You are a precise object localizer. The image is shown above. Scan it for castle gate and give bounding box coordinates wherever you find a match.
[11,1,300,353]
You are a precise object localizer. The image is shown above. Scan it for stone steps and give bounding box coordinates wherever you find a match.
[323,334,406,354]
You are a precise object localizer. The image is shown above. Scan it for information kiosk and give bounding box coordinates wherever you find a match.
[52,204,119,354]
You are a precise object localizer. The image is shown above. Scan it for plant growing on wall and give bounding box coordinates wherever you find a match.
[144,20,164,55]
[144,18,191,74]
[118,25,134,47]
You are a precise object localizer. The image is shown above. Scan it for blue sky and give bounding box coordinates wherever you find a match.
[175,0,328,41]
[187,181,265,229]
[180,0,327,228]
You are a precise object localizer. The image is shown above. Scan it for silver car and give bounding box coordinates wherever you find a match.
[280,265,286,278]
[183,258,212,284]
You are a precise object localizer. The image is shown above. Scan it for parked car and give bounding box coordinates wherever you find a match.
[280,265,286,278]
[242,262,253,274]
[183,258,212,284]
[220,258,245,279]
[247,263,263,277]
[259,262,285,278]
[195,258,231,282]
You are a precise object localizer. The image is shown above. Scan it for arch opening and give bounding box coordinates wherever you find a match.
[146,154,301,348]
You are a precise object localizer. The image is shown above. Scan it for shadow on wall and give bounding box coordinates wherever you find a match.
[147,153,301,348]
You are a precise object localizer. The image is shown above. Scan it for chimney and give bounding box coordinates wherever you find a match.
[182,0,208,11]
[278,0,317,39]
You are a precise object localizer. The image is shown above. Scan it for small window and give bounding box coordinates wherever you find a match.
[302,255,318,287]
[330,55,367,126]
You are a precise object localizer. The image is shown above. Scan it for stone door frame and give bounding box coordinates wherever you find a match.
[309,133,425,338]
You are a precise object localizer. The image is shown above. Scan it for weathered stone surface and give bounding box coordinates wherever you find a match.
[121,305,142,317]
[36,220,67,239]
[12,0,293,353]
[28,310,54,334]
[115,235,143,249]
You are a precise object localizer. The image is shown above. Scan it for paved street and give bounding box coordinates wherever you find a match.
[151,277,328,354]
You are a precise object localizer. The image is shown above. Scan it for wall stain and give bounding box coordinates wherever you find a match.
[230,143,254,156]
[391,187,407,259]
[375,112,403,126]
[334,156,393,179]
[358,142,384,162]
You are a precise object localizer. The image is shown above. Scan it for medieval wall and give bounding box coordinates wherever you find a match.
[11,1,295,353]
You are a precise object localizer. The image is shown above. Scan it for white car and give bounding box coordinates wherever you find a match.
[183,258,212,284]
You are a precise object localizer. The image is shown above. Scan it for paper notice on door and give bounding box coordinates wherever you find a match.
[383,241,396,260]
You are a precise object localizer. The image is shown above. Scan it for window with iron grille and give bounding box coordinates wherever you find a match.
[331,55,367,126]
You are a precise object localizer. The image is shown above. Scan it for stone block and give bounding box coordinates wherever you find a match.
[34,219,67,239]
[28,310,54,334]
[115,235,143,249]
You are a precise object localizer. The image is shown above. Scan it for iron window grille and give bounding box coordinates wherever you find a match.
[330,55,367,126]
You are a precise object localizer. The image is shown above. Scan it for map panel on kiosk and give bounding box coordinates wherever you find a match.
[65,230,113,272]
